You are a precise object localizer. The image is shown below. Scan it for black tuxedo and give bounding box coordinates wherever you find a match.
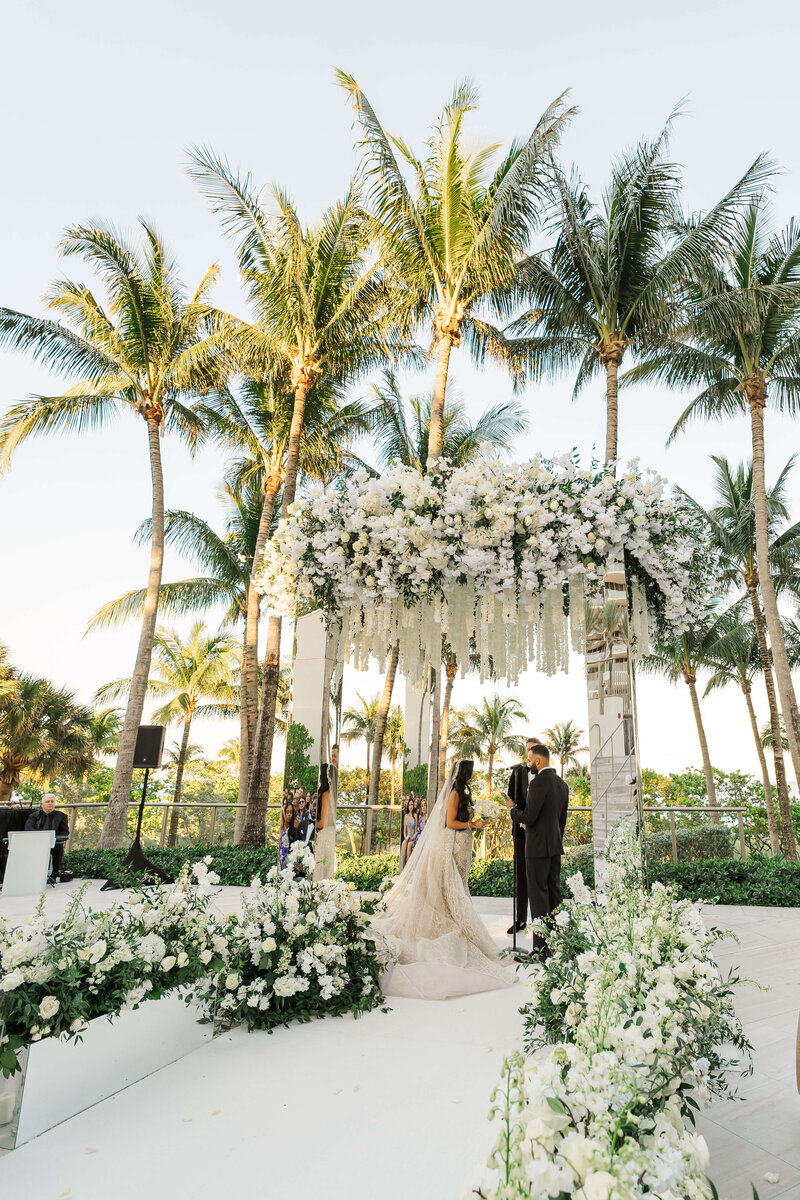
[506,762,534,924]
[510,767,569,950]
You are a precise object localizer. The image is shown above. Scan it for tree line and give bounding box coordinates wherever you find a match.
[2,77,799,854]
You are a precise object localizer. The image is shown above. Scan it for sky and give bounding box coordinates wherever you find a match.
[2,0,800,780]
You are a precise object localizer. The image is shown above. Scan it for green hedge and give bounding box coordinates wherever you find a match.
[650,857,800,907]
[645,825,734,861]
[64,845,800,906]
[64,844,277,886]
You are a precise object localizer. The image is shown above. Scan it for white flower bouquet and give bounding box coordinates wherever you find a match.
[189,843,394,1032]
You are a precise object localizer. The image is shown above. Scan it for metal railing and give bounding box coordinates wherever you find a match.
[44,800,749,863]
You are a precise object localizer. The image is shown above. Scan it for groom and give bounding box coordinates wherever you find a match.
[504,744,569,955]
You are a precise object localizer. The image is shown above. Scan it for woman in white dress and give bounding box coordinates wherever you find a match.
[372,759,515,999]
[312,761,338,883]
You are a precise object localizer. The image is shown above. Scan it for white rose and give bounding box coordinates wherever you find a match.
[69,1018,87,1032]
[0,969,24,991]
[200,949,213,965]
[176,951,188,968]
[578,1171,615,1200]
[160,955,177,972]
[38,995,60,1020]
[225,973,240,990]
[261,938,276,953]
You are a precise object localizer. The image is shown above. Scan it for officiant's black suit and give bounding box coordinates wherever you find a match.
[511,767,569,951]
[506,762,531,925]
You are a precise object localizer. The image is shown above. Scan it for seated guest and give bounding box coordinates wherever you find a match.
[24,793,72,886]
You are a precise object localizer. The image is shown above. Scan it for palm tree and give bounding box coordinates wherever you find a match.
[0,221,225,846]
[628,203,800,818]
[341,692,380,774]
[189,151,407,847]
[680,455,800,846]
[384,706,406,805]
[0,676,93,804]
[760,719,788,749]
[96,622,240,845]
[362,372,527,811]
[196,377,373,809]
[449,693,528,797]
[366,371,528,472]
[217,738,241,772]
[704,617,783,854]
[512,127,769,466]
[0,645,17,702]
[338,73,572,463]
[86,481,260,822]
[640,609,733,821]
[543,720,588,777]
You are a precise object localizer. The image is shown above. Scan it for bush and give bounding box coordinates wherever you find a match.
[645,825,734,862]
[403,764,428,796]
[64,843,277,886]
[650,856,800,907]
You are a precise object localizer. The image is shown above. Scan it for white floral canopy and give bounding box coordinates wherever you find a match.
[258,455,705,686]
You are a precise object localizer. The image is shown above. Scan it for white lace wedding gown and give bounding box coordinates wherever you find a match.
[313,764,337,883]
[372,762,515,1000]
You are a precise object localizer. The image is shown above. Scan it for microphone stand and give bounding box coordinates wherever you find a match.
[101,767,172,891]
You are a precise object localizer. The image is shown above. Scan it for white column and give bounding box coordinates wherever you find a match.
[586,562,642,885]
[293,610,328,765]
[404,674,431,769]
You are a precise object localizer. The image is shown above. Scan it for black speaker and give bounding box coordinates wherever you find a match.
[133,725,166,769]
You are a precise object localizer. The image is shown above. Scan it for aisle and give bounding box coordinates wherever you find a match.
[0,899,529,1200]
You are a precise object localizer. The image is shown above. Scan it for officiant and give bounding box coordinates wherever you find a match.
[505,738,543,935]
[504,744,569,955]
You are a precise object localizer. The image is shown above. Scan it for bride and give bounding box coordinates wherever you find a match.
[372,759,515,1000]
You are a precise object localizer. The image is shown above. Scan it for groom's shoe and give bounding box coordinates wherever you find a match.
[506,920,526,935]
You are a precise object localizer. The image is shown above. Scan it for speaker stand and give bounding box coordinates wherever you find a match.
[101,769,173,891]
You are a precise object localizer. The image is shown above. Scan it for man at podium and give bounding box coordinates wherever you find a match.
[25,794,71,885]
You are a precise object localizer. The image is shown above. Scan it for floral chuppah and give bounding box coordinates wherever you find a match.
[471,822,751,1200]
[259,455,709,686]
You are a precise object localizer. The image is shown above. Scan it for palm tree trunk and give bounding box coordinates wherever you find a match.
[428,334,454,463]
[749,393,799,858]
[241,377,312,847]
[241,613,282,846]
[746,581,790,851]
[0,779,14,805]
[168,713,193,847]
[602,352,622,470]
[101,417,165,848]
[426,665,442,813]
[741,682,781,854]
[684,675,718,819]
[366,641,399,853]
[487,749,494,798]
[438,656,457,783]
[237,474,282,839]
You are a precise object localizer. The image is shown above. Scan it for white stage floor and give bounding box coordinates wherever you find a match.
[0,885,797,1200]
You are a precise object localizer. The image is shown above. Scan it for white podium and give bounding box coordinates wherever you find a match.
[2,830,55,897]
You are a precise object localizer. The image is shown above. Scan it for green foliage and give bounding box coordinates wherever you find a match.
[283,722,318,793]
[651,856,800,907]
[646,825,734,862]
[403,764,428,796]
[65,843,277,886]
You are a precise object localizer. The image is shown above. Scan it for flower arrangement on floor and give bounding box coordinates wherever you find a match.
[258,455,710,685]
[0,848,395,1079]
[472,820,751,1200]
[0,860,223,1078]
[190,844,394,1032]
